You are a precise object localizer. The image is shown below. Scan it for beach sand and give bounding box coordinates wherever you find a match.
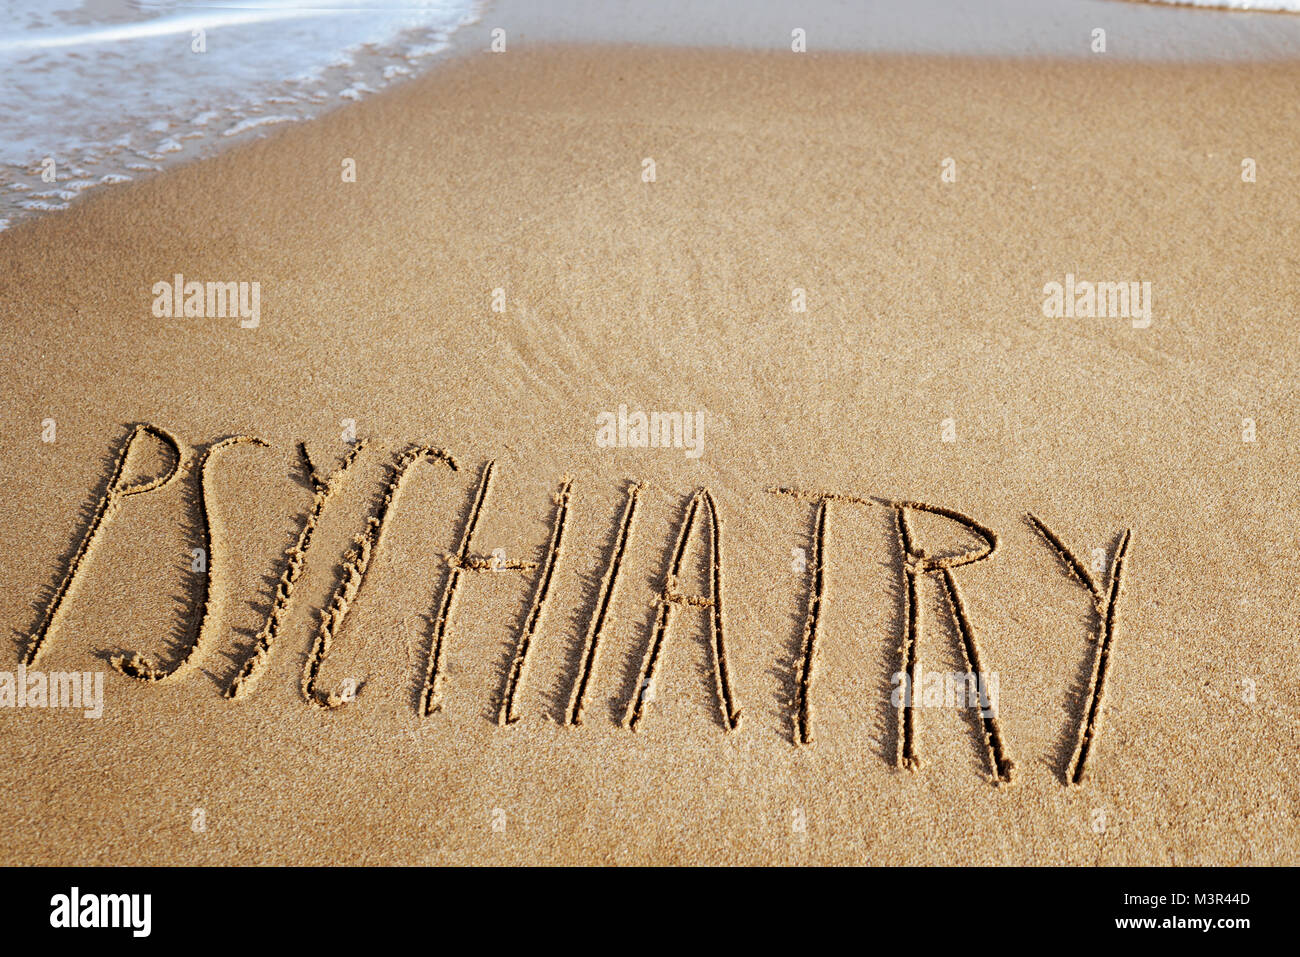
[0,45,1297,864]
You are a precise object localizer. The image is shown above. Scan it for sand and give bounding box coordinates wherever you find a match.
[1,45,1298,865]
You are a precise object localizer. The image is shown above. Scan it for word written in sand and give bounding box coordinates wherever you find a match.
[20,424,1134,788]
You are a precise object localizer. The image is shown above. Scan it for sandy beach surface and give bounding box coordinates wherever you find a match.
[1,39,1297,864]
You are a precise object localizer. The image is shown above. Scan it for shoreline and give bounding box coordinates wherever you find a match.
[5,41,1300,241]
[6,0,1300,234]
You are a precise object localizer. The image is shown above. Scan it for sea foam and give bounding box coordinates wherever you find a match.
[0,0,482,230]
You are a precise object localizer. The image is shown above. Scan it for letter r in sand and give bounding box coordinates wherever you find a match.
[889,499,1015,784]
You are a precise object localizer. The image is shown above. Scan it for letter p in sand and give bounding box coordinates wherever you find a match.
[24,423,183,666]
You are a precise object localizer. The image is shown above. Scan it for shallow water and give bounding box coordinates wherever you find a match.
[0,0,483,231]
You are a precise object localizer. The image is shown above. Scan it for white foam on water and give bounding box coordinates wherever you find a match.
[1144,0,1299,8]
[0,0,483,230]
